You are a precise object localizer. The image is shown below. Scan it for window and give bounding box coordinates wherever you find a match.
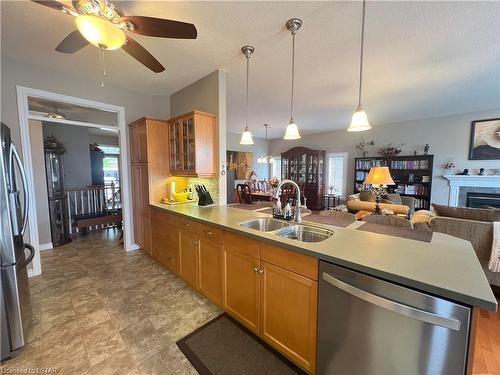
[99,145,120,188]
[325,153,348,197]
[271,157,281,179]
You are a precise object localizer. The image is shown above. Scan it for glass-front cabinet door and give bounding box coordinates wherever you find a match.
[281,157,289,180]
[308,154,318,183]
[181,117,196,172]
[169,121,182,171]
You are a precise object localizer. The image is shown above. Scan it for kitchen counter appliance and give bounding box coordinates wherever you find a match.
[317,261,472,375]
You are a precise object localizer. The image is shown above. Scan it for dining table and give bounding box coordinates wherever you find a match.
[251,191,274,202]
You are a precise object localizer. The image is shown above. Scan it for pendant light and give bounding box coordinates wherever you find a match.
[347,0,372,132]
[283,18,302,140]
[240,45,255,145]
[258,124,274,163]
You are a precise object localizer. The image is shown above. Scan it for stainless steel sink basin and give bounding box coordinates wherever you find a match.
[239,218,291,232]
[274,225,334,243]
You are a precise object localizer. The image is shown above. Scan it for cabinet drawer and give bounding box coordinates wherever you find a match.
[261,243,318,281]
[197,224,222,244]
[223,231,260,259]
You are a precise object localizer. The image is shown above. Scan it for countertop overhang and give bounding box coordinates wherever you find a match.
[150,203,497,311]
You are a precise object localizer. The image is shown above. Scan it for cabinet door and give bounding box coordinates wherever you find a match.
[223,247,261,334]
[169,121,182,171]
[181,117,196,172]
[142,211,152,256]
[261,261,317,374]
[129,126,139,163]
[132,208,143,248]
[199,239,223,306]
[131,165,143,246]
[179,231,199,289]
[137,123,148,162]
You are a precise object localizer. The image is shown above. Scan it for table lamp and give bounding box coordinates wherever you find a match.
[363,166,395,214]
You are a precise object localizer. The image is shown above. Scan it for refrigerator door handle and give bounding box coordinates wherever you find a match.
[322,272,461,331]
[17,244,35,269]
[10,144,29,236]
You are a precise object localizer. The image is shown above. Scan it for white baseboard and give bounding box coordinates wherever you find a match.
[39,242,53,251]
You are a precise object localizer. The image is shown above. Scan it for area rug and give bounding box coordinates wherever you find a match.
[176,314,306,375]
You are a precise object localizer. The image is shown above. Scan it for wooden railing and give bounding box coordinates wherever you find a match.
[65,182,121,234]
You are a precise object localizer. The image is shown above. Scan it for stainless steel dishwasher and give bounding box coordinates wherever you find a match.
[317,261,472,375]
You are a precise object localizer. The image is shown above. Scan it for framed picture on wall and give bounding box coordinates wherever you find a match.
[226,150,253,180]
[469,118,500,160]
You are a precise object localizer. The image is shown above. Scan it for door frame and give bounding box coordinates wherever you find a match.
[16,85,138,277]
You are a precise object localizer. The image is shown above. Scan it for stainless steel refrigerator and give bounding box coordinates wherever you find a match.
[1,122,35,360]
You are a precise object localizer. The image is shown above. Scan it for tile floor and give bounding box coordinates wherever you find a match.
[1,230,221,374]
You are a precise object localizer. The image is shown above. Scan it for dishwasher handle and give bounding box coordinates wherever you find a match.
[322,272,461,331]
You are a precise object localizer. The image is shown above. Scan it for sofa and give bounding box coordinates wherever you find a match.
[347,192,414,216]
[424,204,500,288]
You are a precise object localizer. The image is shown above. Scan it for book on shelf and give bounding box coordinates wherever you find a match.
[389,159,430,170]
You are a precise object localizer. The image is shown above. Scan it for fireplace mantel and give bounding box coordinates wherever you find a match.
[443,175,500,206]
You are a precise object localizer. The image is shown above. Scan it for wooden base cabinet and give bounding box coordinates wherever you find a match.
[151,208,179,274]
[223,233,318,374]
[223,246,261,334]
[261,261,318,373]
[199,239,223,306]
[180,231,199,289]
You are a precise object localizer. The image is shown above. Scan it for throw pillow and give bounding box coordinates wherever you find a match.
[359,190,375,202]
[432,204,500,222]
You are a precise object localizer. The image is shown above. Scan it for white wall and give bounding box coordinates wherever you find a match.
[270,109,500,205]
[226,132,270,182]
[170,70,227,203]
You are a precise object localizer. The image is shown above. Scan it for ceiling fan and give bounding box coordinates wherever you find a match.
[31,0,198,73]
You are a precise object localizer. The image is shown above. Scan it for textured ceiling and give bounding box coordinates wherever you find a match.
[2,1,499,138]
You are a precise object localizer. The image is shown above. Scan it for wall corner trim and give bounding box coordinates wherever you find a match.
[39,243,53,251]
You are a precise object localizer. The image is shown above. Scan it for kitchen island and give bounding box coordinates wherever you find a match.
[148,202,497,374]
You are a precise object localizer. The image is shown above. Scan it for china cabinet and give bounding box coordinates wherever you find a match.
[281,147,326,210]
[168,111,217,177]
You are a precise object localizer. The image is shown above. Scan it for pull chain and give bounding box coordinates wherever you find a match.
[99,48,107,87]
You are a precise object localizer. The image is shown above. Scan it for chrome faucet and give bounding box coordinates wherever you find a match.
[274,179,302,223]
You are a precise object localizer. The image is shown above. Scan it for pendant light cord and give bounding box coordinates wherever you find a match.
[358,0,366,107]
[245,55,249,129]
[290,33,295,120]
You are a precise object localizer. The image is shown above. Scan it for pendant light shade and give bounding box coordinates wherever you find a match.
[283,18,302,140]
[240,46,255,145]
[240,126,254,145]
[348,105,371,132]
[284,120,301,140]
[347,0,372,132]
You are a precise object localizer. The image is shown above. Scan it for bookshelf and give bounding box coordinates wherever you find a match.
[354,155,434,210]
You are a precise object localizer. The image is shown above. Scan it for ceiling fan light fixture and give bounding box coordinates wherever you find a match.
[347,105,371,132]
[284,119,301,140]
[75,15,126,50]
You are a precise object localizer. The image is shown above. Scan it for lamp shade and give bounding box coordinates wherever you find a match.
[347,105,372,132]
[240,127,254,145]
[75,15,126,50]
[363,167,395,186]
[284,120,301,140]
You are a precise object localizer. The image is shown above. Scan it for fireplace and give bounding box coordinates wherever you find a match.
[466,192,500,209]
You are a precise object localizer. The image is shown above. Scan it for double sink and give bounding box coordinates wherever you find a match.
[239,218,334,243]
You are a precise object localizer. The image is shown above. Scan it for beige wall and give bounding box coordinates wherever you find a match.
[170,70,226,203]
[270,109,500,205]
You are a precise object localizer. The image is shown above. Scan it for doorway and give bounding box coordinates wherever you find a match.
[16,86,136,277]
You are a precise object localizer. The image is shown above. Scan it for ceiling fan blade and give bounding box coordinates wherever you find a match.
[122,16,197,39]
[55,30,89,54]
[30,0,75,14]
[122,37,165,73]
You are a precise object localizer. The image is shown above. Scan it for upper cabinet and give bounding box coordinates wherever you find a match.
[168,111,217,177]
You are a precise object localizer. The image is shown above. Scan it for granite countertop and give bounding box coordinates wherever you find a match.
[150,202,497,311]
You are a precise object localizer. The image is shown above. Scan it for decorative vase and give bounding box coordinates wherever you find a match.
[362,151,369,158]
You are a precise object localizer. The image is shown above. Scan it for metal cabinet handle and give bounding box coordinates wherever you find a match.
[192,240,199,246]
[204,230,213,235]
[253,267,259,272]
[10,144,29,235]
[253,267,264,274]
[258,268,264,274]
[322,272,461,331]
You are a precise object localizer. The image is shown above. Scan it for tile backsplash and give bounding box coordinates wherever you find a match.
[165,176,219,204]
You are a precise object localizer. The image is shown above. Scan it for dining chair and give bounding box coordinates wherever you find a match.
[236,183,253,204]
[257,180,268,192]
